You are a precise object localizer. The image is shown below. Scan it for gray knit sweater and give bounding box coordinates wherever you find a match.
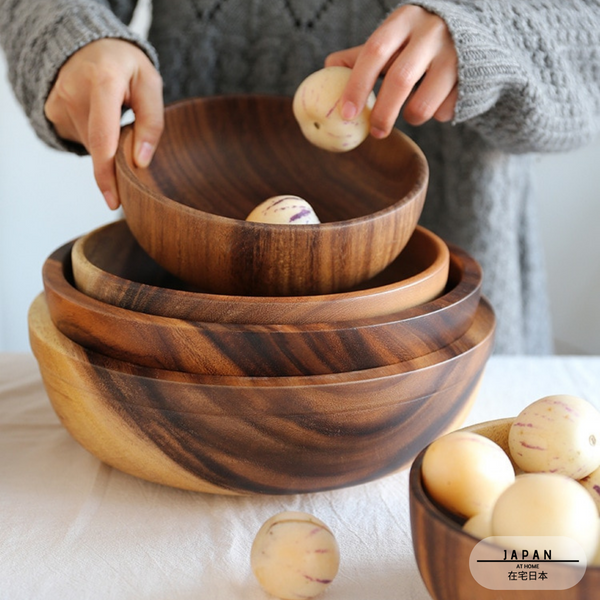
[2,0,600,354]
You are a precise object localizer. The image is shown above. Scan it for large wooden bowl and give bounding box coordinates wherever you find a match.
[72,221,450,324]
[409,418,600,600]
[115,95,428,296]
[44,239,480,377]
[29,293,495,495]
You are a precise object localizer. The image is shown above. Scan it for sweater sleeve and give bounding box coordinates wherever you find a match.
[399,0,600,153]
[0,0,159,153]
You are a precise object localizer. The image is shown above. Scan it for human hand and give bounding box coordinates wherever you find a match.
[325,5,458,138]
[44,38,164,210]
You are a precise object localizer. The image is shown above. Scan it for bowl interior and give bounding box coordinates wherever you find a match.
[132,95,426,223]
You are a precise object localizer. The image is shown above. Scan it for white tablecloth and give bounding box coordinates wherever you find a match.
[2,353,600,600]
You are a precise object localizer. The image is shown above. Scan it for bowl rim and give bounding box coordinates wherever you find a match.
[52,236,480,336]
[115,94,430,230]
[31,288,495,393]
[52,232,479,377]
[72,221,451,308]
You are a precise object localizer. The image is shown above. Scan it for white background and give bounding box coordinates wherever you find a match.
[1,2,599,354]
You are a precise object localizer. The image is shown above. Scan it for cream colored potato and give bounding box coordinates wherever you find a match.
[422,431,515,519]
[580,464,600,513]
[508,394,600,479]
[246,195,320,225]
[292,66,376,152]
[492,473,600,559]
[250,511,340,600]
[463,510,493,539]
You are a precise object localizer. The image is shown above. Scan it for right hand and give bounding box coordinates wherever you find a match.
[325,5,458,139]
[44,38,164,210]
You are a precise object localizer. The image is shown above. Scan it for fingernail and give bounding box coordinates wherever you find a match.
[371,127,387,139]
[103,191,119,210]
[341,101,357,120]
[136,141,154,168]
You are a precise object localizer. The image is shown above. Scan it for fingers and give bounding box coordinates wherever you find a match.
[129,65,164,169]
[369,9,457,136]
[324,6,458,136]
[400,53,457,126]
[324,45,362,70]
[87,76,127,210]
[369,37,441,135]
[332,12,413,122]
[433,85,458,123]
[43,39,163,210]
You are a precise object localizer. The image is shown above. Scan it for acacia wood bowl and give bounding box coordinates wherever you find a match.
[409,418,600,600]
[44,239,480,377]
[29,292,495,495]
[71,220,450,324]
[115,95,428,296]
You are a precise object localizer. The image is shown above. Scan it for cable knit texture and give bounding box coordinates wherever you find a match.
[2,0,600,353]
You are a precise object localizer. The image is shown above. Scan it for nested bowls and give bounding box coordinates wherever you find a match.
[115,95,428,296]
[409,419,600,600]
[44,233,480,376]
[71,220,450,324]
[28,292,495,495]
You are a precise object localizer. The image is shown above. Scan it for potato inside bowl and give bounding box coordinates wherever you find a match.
[409,418,600,600]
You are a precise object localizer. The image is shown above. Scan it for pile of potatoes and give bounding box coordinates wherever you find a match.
[422,394,600,563]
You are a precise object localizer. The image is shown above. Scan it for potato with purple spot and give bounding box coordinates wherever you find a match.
[250,511,340,600]
[246,195,321,225]
[293,66,376,152]
[508,394,600,479]
[422,431,515,519]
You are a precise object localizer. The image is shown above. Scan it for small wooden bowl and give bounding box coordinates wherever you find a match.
[116,95,428,296]
[71,220,450,324]
[409,418,600,600]
[29,293,495,495]
[45,239,479,377]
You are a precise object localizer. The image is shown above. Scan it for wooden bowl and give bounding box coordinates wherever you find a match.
[44,240,480,377]
[409,418,600,600]
[115,95,428,296]
[29,293,495,495]
[71,220,450,324]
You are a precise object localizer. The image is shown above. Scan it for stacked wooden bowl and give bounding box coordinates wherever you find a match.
[29,95,496,495]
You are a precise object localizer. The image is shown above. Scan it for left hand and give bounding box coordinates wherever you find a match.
[325,5,458,138]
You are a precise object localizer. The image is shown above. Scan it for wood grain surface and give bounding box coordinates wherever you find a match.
[409,418,600,599]
[29,293,495,495]
[116,95,428,296]
[45,239,480,376]
[72,220,450,324]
